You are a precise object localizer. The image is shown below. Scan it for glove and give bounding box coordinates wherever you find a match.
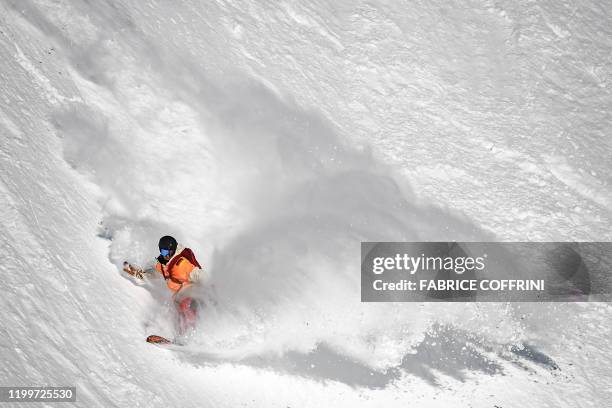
[123,262,144,279]
[189,268,211,284]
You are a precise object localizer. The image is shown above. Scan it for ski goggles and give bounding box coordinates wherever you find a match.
[160,248,171,257]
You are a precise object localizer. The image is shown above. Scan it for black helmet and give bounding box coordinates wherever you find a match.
[158,235,177,252]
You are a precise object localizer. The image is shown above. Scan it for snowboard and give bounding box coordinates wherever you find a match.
[146,334,174,345]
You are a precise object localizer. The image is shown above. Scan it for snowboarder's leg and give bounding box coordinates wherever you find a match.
[175,286,199,335]
[178,297,197,333]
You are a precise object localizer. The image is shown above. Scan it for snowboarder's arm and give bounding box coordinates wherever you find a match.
[155,262,165,277]
[172,258,210,284]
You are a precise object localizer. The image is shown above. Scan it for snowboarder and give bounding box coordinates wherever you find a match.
[155,235,206,336]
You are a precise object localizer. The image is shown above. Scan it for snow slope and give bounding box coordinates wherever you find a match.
[1,0,611,407]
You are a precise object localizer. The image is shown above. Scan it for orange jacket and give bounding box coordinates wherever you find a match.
[156,252,196,293]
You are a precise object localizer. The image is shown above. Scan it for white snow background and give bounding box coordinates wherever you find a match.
[0,0,611,407]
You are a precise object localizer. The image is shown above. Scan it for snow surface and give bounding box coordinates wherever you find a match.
[1,0,611,407]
